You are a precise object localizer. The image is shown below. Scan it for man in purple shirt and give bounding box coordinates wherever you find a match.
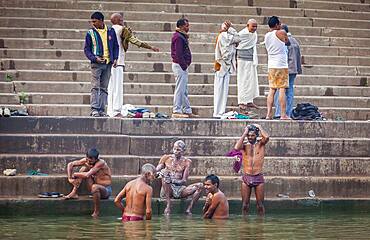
[171,18,196,118]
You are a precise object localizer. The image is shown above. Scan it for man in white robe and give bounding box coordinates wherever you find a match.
[236,19,260,111]
[213,21,240,118]
[108,13,159,117]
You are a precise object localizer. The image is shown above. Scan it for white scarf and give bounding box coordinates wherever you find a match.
[237,28,258,66]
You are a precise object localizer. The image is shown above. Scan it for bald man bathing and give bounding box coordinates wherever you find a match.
[156,140,204,215]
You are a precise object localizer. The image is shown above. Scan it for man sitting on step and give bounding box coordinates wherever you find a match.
[114,163,156,222]
[156,140,204,215]
[64,148,112,218]
[234,124,269,216]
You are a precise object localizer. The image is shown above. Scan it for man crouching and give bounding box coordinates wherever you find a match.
[65,148,112,218]
[156,140,204,215]
[114,163,156,222]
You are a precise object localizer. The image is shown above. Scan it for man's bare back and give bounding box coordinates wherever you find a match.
[114,163,155,222]
[122,178,153,217]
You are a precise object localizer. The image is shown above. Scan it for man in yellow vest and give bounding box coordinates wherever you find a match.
[84,11,119,117]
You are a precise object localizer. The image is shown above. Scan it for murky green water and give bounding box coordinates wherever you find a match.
[0,213,369,239]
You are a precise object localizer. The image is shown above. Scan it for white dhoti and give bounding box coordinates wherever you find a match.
[213,71,230,117]
[237,60,259,104]
[236,28,259,105]
[107,66,124,117]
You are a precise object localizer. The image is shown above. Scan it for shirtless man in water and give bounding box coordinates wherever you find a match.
[234,124,269,216]
[156,140,203,215]
[203,174,229,219]
[114,163,156,222]
[65,148,112,218]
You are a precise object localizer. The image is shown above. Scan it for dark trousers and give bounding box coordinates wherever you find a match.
[90,63,112,113]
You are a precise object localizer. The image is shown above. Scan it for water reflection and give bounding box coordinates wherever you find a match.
[0,213,369,240]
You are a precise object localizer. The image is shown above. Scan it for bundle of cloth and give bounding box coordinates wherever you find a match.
[291,103,325,120]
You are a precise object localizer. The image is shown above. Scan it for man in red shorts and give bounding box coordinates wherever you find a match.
[114,163,156,222]
[234,124,269,216]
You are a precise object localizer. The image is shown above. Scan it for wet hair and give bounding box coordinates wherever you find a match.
[174,140,186,151]
[268,16,280,28]
[176,18,189,28]
[247,124,260,137]
[86,148,99,160]
[91,11,104,21]
[281,24,289,33]
[205,174,220,188]
[141,163,156,175]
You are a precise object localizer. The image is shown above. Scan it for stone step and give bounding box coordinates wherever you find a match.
[4,70,369,87]
[0,93,18,104]
[2,49,370,67]
[296,0,370,12]
[0,103,366,120]
[2,198,370,216]
[11,81,370,97]
[3,92,367,108]
[0,82,13,93]
[1,8,370,30]
[2,38,370,57]
[97,0,370,11]
[1,0,369,20]
[1,134,369,157]
[0,153,368,177]
[2,59,369,76]
[0,175,369,198]
[1,18,370,38]
[1,117,369,138]
[1,28,370,48]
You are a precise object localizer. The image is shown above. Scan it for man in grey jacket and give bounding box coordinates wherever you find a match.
[274,24,302,118]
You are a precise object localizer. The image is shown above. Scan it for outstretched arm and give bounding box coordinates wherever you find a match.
[145,187,153,220]
[114,186,127,213]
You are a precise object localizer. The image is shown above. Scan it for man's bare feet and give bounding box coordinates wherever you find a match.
[113,113,124,118]
[238,104,247,110]
[64,193,79,200]
[164,206,171,215]
[246,102,260,109]
[185,209,192,215]
[280,115,291,120]
[91,212,99,218]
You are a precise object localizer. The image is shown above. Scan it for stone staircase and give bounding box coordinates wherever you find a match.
[0,117,369,200]
[0,0,369,119]
[0,0,369,213]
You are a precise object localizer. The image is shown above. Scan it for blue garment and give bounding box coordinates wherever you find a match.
[274,73,297,117]
[84,25,119,64]
[104,185,112,198]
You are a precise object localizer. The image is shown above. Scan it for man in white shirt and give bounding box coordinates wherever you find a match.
[236,19,260,112]
[213,21,240,118]
[108,13,159,118]
[264,16,290,120]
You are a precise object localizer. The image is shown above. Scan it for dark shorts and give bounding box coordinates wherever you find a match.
[102,185,112,199]
[122,214,144,222]
[242,173,265,187]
